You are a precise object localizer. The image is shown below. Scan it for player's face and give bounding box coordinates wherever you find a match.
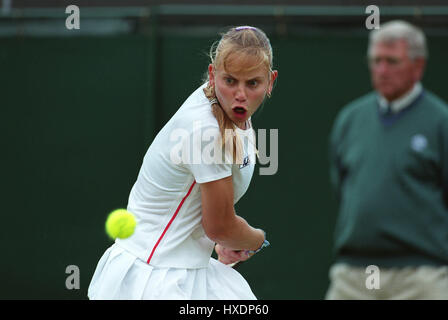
[369,40,425,101]
[208,54,277,129]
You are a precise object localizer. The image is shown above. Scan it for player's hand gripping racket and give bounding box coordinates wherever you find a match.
[229,239,270,268]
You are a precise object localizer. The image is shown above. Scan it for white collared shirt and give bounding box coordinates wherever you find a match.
[116,83,256,269]
[377,82,423,114]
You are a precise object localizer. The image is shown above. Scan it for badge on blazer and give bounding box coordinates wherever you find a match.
[410,134,428,152]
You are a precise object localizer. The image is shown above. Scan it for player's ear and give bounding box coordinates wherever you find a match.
[208,64,215,87]
[268,70,278,94]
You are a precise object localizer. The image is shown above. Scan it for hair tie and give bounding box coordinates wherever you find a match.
[235,26,257,31]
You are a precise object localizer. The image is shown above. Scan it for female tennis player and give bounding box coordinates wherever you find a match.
[88,25,278,300]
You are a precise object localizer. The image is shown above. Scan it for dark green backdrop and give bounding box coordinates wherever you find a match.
[2,29,447,299]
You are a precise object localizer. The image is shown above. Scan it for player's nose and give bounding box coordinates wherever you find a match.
[235,84,247,102]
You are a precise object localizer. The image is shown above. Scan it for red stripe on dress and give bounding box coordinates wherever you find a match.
[146,180,197,264]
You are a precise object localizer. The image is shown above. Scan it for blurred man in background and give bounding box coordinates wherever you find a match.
[327,20,448,299]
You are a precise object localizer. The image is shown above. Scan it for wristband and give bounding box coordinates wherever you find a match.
[245,239,270,256]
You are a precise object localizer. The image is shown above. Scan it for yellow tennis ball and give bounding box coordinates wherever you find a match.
[105,209,136,239]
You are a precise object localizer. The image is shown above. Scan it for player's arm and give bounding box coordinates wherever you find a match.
[200,175,265,251]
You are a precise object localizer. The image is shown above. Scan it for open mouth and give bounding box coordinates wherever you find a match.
[232,106,247,115]
[232,107,248,120]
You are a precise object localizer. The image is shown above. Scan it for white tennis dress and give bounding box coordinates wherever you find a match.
[88,83,258,300]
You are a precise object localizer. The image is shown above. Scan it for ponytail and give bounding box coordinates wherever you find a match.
[203,84,243,164]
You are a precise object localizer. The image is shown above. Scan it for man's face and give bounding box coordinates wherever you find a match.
[369,40,425,101]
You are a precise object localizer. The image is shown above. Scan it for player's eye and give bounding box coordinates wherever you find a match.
[248,80,258,87]
[225,77,235,85]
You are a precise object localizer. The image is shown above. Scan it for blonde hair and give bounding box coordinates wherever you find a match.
[203,26,274,163]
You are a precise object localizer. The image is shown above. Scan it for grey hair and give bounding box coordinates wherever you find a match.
[368,20,428,60]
